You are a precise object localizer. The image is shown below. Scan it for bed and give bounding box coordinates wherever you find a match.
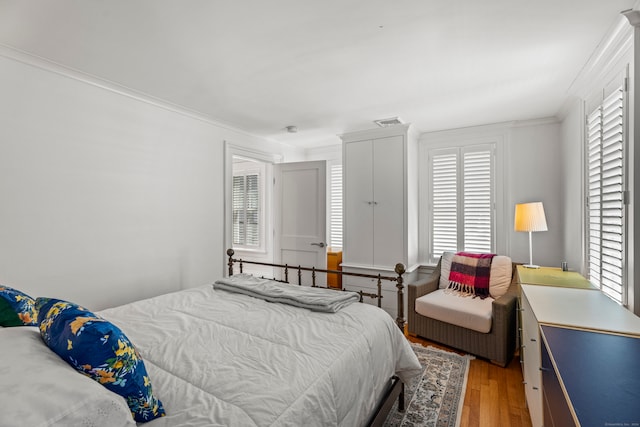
[0,250,421,427]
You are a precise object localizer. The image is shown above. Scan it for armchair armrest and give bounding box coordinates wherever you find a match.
[492,284,517,315]
[492,265,519,314]
[408,276,438,302]
[408,259,442,304]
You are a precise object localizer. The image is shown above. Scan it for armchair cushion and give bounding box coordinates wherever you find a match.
[438,252,455,290]
[438,252,512,298]
[488,256,512,298]
[415,290,493,333]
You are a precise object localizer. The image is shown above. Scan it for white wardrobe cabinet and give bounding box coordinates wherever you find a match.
[343,135,404,268]
[341,124,418,279]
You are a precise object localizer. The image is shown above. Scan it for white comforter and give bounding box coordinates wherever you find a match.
[98,284,421,427]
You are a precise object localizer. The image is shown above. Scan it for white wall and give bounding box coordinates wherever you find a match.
[507,120,563,268]
[559,99,586,273]
[0,51,292,310]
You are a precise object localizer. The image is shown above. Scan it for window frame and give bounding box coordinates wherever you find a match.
[232,157,267,253]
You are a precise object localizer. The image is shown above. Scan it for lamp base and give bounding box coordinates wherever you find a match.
[523,264,540,269]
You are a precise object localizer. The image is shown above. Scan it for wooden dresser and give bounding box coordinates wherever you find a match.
[518,267,640,426]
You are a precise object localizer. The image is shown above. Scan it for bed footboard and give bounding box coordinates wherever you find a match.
[225,249,406,331]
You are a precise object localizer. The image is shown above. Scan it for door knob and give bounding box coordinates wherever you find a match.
[311,242,326,248]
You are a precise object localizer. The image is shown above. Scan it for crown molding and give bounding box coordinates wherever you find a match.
[418,117,558,145]
[622,9,640,27]
[0,43,275,145]
[566,14,633,100]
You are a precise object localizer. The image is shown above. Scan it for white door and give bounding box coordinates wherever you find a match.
[274,161,327,286]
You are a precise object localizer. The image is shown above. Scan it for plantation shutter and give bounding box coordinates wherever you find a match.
[431,151,458,257]
[232,176,245,245]
[429,145,494,263]
[245,174,259,246]
[232,173,260,247]
[329,164,343,249]
[463,148,493,253]
[586,85,625,303]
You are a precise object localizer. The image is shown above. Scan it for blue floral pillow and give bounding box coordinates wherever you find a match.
[0,285,38,327]
[35,297,165,423]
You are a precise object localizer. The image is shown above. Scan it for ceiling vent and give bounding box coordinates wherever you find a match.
[373,117,404,127]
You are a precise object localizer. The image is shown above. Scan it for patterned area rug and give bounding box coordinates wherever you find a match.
[383,344,473,427]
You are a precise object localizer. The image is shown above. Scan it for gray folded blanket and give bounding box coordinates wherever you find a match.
[213,273,359,313]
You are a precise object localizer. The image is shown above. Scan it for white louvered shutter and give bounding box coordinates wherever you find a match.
[429,145,494,263]
[245,174,260,246]
[329,164,343,249]
[232,173,260,247]
[431,151,458,258]
[232,175,245,245]
[463,148,493,253]
[586,86,625,304]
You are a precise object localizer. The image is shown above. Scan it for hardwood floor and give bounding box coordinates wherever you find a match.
[406,334,533,427]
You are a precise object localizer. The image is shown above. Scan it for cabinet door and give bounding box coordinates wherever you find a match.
[541,338,576,427]
[344,140,374,265]
[372,135,404,268]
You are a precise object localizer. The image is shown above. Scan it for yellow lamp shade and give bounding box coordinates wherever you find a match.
[514,202,548,232]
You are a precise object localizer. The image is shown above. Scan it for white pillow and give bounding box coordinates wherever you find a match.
[0,327,136,427]
[437,252,512,298]
[438,251,456,289]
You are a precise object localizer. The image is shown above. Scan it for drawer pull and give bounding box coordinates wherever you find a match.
[530,338,537,342]
[532,386,539,390]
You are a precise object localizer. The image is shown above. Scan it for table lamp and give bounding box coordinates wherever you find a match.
[514,202,548,268]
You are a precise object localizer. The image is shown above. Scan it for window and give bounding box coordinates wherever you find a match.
[232,158,266,251]
[329,163,343,250]
[428,144,495,263]
[585,84,626,304]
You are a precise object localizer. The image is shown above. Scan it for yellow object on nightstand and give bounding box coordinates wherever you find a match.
[516,265,596,289]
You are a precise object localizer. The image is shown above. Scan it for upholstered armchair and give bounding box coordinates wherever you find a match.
[407,252,518,367]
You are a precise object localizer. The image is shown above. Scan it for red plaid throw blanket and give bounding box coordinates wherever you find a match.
[447,252,495,299]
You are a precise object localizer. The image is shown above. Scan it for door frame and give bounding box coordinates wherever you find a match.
[223,141,282,272]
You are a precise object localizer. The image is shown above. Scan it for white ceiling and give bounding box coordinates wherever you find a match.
[0,0,637,148]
